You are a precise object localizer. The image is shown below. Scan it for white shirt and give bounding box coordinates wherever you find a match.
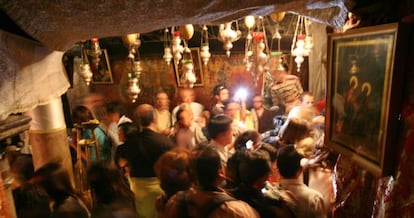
[209,139,234,168]
[279,177,327,218]
[154,109,171,132]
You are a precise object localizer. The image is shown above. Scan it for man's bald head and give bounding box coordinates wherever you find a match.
[135,104,155,127]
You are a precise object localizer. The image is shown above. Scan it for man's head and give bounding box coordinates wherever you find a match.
[155,92,170,110]
[105,101,124,124]
[252,95,264,110]
[176,107,194,128]
[192,146,223,188]
[117,122,137,143]
[179,88,196,104]
[238,150,272,189]
[224,101,240,119]
[213,84,229,104]
[301,92,315,106]
[207,114,233,144]
[134,104,155,128]
[276,145,303,179]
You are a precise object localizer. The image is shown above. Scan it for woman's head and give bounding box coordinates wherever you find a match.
[154,148,192,197]
[288,105,319,125]
[279,117,311,145]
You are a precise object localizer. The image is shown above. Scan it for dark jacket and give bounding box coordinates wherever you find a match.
[125,128,174,178]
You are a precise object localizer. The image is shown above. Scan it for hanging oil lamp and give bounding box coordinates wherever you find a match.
[123,33,142,103]
[244,16,255,72]
[200,25,211,65]
[292,34,306,72]
[126,73,140,103]
[218,22,241,57]
[291,15,313,72]
[89,38,102,70]
[172,30,184,65]
[163,28,173,65]
[126,60,142,103]
[253,31,268,74]
[79,42,93,85]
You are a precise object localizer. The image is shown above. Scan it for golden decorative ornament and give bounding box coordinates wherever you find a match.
[270,11,286,22]
[179,24,194,40]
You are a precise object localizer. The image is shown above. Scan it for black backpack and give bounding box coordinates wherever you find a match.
[175,190,237,218]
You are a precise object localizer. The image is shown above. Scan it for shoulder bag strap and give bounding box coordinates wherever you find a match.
[202,194,237,218]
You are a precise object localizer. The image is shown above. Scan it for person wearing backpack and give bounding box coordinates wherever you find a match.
[164,146,259,218]
[230,150,296,218]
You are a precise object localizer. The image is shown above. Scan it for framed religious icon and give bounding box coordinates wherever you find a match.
[174,47,205,87]
[325,23,408,176]
[88,49,113,84]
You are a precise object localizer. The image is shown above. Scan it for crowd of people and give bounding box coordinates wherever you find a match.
[8,81,329,218]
